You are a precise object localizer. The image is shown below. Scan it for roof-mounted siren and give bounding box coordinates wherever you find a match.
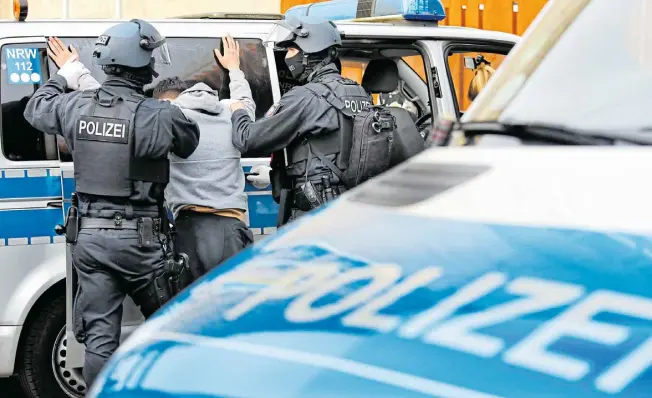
[285,0,446,24]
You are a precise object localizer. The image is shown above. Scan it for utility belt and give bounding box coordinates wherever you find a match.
[79,215,163,247]
[55,193,192,297]
[293,177,346,212]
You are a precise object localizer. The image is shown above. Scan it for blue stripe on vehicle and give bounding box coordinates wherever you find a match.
[0,207,64,245]
[63,175,75,200]
[0,169,62,199]
[248,194,279,229]
[242,165,278,230]
[2,165,278,244]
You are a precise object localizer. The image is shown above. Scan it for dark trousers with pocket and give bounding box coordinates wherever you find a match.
[72,227,169,388]
[174,211,254,281]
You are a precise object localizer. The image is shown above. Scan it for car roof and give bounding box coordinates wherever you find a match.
[0,19,519,43]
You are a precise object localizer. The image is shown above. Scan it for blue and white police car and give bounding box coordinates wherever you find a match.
[87,0,652,397]
[0,1,520,396]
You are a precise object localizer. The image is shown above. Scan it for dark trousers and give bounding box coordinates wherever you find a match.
[174,211,254,281]
[71,228,168,388]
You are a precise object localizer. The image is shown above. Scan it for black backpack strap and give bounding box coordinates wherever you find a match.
[302,79,358,188]
[303,82,354,118]
[307,141,348,189]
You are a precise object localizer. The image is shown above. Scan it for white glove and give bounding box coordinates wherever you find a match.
[246,165,272,189]
[57,59,100,91]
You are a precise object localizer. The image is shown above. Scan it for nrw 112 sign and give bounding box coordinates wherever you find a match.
[4,47,43,85]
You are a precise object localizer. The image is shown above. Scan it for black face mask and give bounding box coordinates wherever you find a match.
[285,51,306,81]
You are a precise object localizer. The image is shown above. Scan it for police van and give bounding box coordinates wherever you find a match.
[0,0,518,396]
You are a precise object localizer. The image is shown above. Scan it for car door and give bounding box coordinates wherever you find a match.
[422,37,516,122]
[0,36,67,330]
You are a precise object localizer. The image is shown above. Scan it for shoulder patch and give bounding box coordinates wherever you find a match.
[265,102,281,118]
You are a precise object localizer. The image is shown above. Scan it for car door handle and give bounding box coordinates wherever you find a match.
[47,201,63,208]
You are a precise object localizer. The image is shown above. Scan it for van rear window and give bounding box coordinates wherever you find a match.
[0,43,56,162]
[51,37,274,120]
[0,37,274,163]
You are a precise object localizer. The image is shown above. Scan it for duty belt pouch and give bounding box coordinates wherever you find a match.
[137,218,155,247]
[298,144,323,210]
[300,180,323,210]
[64,206,79,244]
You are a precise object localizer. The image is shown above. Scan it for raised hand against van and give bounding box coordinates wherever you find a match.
[214,35,240,71]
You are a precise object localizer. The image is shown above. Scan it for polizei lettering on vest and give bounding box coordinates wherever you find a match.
[77,116,129,144]
[344,99,372,113]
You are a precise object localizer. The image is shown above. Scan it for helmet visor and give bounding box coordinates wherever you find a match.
[265,24,297,50]
[153,42,171,65]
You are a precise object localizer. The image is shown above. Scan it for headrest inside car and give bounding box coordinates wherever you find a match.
[362,58,399,93]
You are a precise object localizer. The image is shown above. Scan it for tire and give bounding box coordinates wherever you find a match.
[16,294,86,398]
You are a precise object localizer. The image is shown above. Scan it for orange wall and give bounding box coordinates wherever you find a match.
[438,0,548,35]
[281,0,327,12]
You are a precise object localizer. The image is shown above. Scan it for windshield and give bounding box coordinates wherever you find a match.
[464,0,652,136]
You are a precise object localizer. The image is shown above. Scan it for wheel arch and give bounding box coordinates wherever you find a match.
[13,279,65,373]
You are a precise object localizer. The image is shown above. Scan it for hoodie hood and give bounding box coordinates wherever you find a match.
[172,82,224,115]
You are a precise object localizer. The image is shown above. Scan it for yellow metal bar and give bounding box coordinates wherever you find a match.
[173,12,283,20]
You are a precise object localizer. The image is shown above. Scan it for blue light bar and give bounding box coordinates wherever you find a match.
[285,0,446,22]
[285,0,358,21]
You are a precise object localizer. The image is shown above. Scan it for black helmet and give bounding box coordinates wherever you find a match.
[268,16,341,54]
[94,19,170,70]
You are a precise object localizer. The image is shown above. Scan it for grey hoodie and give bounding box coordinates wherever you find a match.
[165,70,256,218]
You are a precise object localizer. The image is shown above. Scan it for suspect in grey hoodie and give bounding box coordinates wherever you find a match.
[165,71,256,220]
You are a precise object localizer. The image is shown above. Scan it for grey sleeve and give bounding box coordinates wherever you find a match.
[56,60,101,91]
[23,74,71,137]
[77,73,101,91]
[227,69,256,120]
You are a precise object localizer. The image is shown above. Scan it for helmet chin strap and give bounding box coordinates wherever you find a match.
[102,64,154,85]
[305,48,338,82]
[149,57,159,78]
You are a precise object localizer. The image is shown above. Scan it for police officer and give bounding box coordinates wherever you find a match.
[230,16,372,225]
[23,21,200,386]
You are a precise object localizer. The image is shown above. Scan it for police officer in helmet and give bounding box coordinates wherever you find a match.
[231,16,372,225]
[23,20,200,386]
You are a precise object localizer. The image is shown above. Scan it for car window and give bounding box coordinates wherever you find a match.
[447,51,507,114]
[44,37,275,161]
[403,55,426,81]
[341,54,427,120]
[0,43,57,162]
[52,37,274,120]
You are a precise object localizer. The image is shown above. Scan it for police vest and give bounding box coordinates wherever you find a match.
[73,87,168,198]
[290,76,372,172]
